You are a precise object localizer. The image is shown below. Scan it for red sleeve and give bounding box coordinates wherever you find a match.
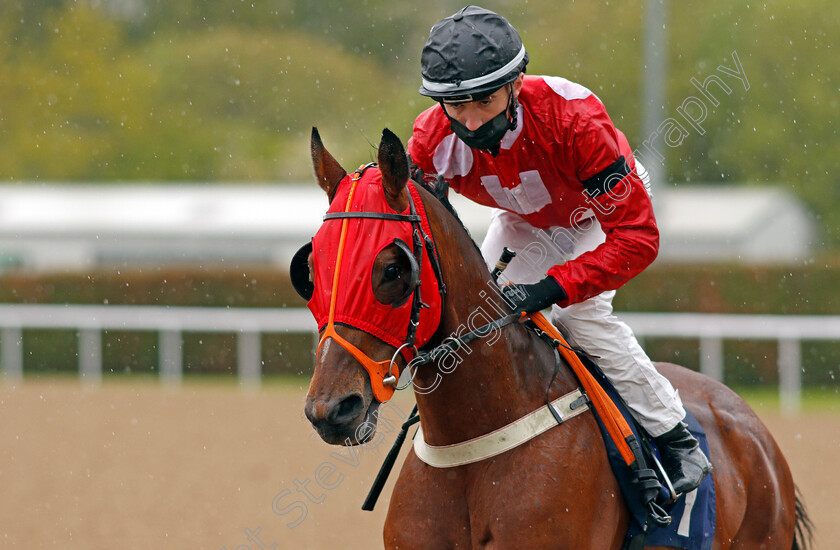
[546,106,659,306]
[572,102,624,182]
[407,111,437,180]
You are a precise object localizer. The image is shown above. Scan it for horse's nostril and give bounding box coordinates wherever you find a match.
[327,393,365,425]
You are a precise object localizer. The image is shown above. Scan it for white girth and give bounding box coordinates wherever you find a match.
[413,389,590,468]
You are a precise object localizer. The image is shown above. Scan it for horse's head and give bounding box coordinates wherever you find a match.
[294,128,443,445]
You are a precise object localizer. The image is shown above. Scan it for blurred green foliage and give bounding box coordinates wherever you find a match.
[0,0,836,244]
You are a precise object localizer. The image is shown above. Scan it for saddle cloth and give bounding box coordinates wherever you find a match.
[576,352,716,550]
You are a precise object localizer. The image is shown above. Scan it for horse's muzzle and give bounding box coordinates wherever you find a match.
[304,392,370,445]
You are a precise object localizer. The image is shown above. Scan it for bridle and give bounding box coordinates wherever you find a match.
[314,164,446,402]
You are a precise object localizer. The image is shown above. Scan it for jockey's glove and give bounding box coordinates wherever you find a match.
[407,154,424,183]
[502,276,567,314]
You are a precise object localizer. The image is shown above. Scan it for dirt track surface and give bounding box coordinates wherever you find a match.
[0,379,836,549]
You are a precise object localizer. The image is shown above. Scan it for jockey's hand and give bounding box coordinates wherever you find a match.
[502,276,567,314]
[407,154,424,183]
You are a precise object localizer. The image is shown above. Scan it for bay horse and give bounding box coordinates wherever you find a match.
[300,127,812,549]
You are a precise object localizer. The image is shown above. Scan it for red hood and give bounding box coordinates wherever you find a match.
[308,167,443,351]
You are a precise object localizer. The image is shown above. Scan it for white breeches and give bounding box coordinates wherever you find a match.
[480,208,685,437]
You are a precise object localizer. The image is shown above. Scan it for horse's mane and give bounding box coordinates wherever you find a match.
[412,174,482,256]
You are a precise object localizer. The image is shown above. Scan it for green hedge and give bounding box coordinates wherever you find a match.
[614,259,840,386]
[615,261,840,316]
[0,267,303,307]
[2,261,838,386]
[1,266,312,377]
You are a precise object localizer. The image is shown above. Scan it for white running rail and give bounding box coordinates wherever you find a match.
[1,305,837,415]
[0,304,313,389]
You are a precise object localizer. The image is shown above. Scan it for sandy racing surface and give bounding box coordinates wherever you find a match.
[0,378,836,549]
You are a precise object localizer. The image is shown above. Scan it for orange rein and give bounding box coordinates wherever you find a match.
[527,311,637,466]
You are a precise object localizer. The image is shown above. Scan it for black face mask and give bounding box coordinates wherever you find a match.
[448,109,513,152]
[444,85,517,153]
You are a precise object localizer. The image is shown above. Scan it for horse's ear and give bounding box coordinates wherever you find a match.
[378,128,409,211]
[311,127,346,201]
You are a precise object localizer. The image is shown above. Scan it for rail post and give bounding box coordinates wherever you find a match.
[1,326,23,380]
[778,337,802,416]
[699,335,724,382]
[79,327,102,385]
[159,329,183,386]
[237,330,262,389]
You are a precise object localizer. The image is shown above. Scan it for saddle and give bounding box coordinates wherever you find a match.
[571,347,716,550]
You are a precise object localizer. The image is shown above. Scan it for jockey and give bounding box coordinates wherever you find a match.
[407,5,711,495]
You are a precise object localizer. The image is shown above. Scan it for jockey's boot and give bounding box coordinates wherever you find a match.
[654,421,713,495]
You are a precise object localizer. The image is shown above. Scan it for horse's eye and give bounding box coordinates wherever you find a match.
[383,264,402,282]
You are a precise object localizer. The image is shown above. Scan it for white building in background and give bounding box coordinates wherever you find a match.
[0,183,818,271]
[654,186,819,263]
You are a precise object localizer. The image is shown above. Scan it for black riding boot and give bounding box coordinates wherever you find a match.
[654,421,713,495]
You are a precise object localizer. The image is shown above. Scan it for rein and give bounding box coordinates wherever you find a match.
[362,311,523,511]
[397,312,521,388]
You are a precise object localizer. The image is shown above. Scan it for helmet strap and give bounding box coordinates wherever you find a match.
[506,82,518,130]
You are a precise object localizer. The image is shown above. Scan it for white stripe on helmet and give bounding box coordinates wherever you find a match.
[421,45,526,93]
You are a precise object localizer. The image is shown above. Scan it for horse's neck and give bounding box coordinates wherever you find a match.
[412,209,578,446]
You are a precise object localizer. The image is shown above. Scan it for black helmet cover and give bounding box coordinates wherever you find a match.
[419,5,529,103]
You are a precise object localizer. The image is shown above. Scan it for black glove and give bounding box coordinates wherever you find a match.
[407,154,424,184]
[502,276,567,314]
